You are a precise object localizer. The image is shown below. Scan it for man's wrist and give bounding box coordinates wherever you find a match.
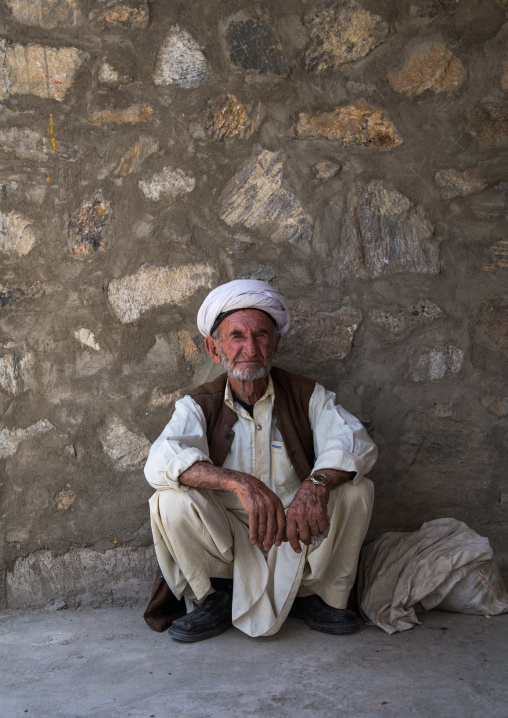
[303,473,330,502]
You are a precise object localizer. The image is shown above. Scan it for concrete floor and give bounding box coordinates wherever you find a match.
[1,606,507,718]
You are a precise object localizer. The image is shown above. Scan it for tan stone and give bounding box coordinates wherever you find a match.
[114,138,159,176]
[88,105,153,127]
[178,331,200,359]
[108,263,215,323]
[389,45,465,97]
[409,345,464,382]
[485,240,508,270]
[149,387,183,409]
[0,43,87,101]
[305,0,388,72]
[6,0,81,28]
[53,489,76,510]
[219,148,312,244]
[0,420,54,459]
[472,104,508,144]
[208,94,254,140]
[475,297,508,356]
[295,101,402,150]
[314,161,341,181]
[92,1,149,29]
[0,211,36,256]
[435,168,487,200]
[74,328,100,352]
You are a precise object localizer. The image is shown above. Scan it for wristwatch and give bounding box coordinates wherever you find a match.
[303,473,330,502]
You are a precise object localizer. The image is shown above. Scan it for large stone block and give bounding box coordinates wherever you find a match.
[0,128,79,162]
[139,167,195,201]
[0,211,36,256]
[336,181,438,278]
[304,0,388,72]
[0,41,87,101]
[219,148,312,244]
[389,45,465,97]
[472,104,508,144]
[5,547,156,609]
[108,263,215,323]
[68,191,112,256]
[371,301,443,336]
[0,419,54,459]
[475,297,508,356]
[409,345,464,382]
[153,27,207,88]
[207,94,254,140]
[99,416,151,470]
[435,168,487,200]
[280,306,362,364]
[295,101,402,150]
[6,0,82,28]
[224,17,288,76]
[0,344,34,395]
[90,1,149,29]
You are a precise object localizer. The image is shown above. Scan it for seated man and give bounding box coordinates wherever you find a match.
[144,279,377,642]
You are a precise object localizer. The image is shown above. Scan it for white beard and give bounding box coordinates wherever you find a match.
[219,349,273,382]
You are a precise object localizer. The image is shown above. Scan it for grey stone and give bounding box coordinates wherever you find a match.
[335,181,438,278]
[6,547,156,609]
[114,138,158,176]
[6,0,82,28]
[0,128,79,162]
[224,18,288,76]
[74,328,100,352]
[0,42,87,101]
[371,301,443,336]
[219,148,312,244]
[99,416,150,470]
[0,344,34,395]
[0,419,54,459]
[304,0,388,72]
[435,168,488,200]
[475,297,508,356]
[149,387,182,409]
[279,306,362,364]
[108,263,215,324]
[0,211,36,256]
[241,265,278,282]
[481,395,508,417]
[0,284,42,308]
[153,27,207,88]
[409,345,464,382]
[314,161,341,182]
[139,167,195,201]
[68,191,112,256]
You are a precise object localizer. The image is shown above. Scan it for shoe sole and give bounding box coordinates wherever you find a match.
[168,621,232,642]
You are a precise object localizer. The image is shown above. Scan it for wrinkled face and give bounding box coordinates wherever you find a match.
[205,309,280,382]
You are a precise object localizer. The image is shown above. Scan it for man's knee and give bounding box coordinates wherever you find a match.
[157,488,206,535]
[331,478,374,516]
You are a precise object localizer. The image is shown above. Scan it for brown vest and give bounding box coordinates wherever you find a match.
[144,365,316,632]
[190,365,316,480]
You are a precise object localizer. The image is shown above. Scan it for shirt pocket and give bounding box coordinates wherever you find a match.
[271,440,301,492]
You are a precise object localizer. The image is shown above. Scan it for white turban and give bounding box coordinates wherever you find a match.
[197,279,290,337]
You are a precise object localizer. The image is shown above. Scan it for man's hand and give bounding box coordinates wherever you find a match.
[285,481,329,553]
[235,476,286,551]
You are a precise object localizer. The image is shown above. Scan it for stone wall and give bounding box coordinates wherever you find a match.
[1,0,507,608]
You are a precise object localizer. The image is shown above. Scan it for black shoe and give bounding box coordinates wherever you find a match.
[290,595,360,635]
[168,590,232,642]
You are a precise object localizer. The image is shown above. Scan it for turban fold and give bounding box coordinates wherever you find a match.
[197,279,290,337]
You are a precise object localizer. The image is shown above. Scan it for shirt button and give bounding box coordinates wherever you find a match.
[256,424,262,431]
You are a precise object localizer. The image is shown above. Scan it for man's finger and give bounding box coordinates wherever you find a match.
[317,513,329,534]
[274,505,286,546]
[249,508,259,546]
[263,508,277,551]
[285,515,301,553]
[257,505,267,548]
[298,520,311,545]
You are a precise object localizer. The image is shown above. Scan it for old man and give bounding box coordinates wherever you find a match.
[144,279,377,641]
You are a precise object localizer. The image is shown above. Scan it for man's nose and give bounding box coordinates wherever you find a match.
[243,336,258,356]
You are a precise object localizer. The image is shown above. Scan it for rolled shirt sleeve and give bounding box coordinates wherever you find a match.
[309,384,378,484]
[144,395,213,491]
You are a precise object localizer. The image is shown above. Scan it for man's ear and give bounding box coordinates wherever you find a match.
[204,335,222,364]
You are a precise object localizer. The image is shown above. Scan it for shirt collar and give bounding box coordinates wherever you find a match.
[225,373,275,415]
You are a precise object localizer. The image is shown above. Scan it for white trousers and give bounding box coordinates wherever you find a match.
[149,479,374,637]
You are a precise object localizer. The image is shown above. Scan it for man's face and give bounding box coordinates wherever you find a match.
[206,309,281,382]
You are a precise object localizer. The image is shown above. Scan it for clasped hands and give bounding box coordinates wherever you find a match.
[235,475,329,554]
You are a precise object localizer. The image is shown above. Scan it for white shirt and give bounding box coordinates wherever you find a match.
[144,374,378,518]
